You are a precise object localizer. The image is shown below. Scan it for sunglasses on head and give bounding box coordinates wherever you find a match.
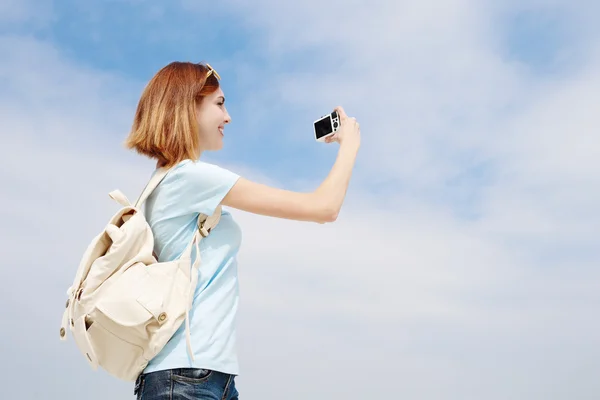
[205,63,221,80]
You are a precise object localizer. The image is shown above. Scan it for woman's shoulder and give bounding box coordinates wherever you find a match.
[173,158,233,176]
[161,159,239,206]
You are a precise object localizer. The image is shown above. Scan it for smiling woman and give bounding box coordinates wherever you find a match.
[125,61,224,165]
[119,60,361,399]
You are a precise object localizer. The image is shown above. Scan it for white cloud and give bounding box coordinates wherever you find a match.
[171,1,600,398]
[2,1,600,399]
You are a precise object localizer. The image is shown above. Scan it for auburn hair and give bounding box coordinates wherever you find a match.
[124,61,220,168]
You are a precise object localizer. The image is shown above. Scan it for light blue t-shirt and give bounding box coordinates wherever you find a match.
[142,159,242,375]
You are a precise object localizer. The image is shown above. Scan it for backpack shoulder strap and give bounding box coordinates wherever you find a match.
[134,166,172,208]
[178,205,222,263]
[178,204,223,359]
[138,162,223,261]
[197,206,222,237]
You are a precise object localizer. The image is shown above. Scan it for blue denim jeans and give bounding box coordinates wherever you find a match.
[134,368,239,400]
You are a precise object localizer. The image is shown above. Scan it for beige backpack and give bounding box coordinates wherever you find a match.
[59,166,221,381]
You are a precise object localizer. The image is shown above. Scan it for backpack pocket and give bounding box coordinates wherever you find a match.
[85,260,189,380]
[86,317,146,381]
[91,262,163,344]
[85,262,162,380]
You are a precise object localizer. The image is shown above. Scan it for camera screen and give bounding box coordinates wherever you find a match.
[314,116,333,139]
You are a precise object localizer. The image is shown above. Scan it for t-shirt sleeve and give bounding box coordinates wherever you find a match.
[172,160,240,216]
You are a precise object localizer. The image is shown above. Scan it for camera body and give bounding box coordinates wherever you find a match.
[314,111,340,142]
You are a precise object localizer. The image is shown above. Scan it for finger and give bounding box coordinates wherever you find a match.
[334,106,348,120]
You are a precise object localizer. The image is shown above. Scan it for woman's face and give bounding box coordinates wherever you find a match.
[196,87,231,153]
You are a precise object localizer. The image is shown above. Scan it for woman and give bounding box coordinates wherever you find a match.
[125,61,360,399]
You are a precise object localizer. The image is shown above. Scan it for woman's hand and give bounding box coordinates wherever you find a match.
[325,106,361,149]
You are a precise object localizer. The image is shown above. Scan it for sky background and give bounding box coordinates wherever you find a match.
[1,0,599,399]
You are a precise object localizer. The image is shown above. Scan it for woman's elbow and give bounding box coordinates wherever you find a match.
[316,207,338,223]
[306,193,339,223]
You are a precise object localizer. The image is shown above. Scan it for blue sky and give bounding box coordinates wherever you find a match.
[19,1,343,184]
[2,0,600,399]
[8,0,582,194]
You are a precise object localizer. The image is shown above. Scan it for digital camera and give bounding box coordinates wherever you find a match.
[313,111,340,142]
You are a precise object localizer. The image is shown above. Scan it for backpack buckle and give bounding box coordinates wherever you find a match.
[199,226,211,238]
[198,217,212,238]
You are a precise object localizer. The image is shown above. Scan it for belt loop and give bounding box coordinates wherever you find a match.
[221,374,233,400]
